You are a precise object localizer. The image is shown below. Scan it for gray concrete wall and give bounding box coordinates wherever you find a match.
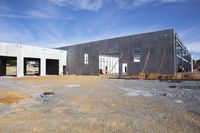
[59,29,176,76]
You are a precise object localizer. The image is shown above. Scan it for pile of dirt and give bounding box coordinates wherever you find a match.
[158,73,200,80]
[182,73,200,80]
[129,73,146,79]
[127,73,166,80]
[146,73,160,79]
[125,73,200,80]
[0,91,28,105]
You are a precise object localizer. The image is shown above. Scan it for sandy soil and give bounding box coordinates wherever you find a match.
[6,66,16,75]
[0,75,199,133]
[6,66,39,76]
[0,90,28,105]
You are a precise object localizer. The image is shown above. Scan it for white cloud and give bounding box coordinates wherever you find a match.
[49,0,188,10]
[49,0,66,6]
[0,19,35,44]
[159,0,187,3]
[114,0,188,9]
[0,2,72,46]
[50,0,103,11]
[27,10,73,20]
[179,27,196,37]
[185,42,200,53]
[186,42,200,60]
[0,18,68,47]
[0,1,73,20]
[0,11,72,20]
[178,27,200,54]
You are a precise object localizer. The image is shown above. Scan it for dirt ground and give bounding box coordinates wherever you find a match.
[6,66,39,75]
[6,66,16,75]
[0,75,199,133]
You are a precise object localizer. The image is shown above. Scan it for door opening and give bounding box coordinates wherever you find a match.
[99,55,119,75]
[24,58,40,76]
[122,63,127,75]
[63,65,67,75]
[46,59,59,75]
[0,56,17,76]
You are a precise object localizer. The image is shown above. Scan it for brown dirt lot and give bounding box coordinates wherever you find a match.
[0,90,28,105]
[0,75,199,133]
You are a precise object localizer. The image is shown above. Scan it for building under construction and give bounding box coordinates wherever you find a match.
[0,29,192,77]
[59,29,192,76]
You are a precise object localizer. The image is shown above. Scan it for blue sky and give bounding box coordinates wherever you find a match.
[0,0,200,59]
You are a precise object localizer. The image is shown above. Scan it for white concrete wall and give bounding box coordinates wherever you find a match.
[0,42,67,77]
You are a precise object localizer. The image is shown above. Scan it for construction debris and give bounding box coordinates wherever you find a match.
[40,91,54,98]
[169,85,176,88]
[121,73,200,81]
[43,92,54,96]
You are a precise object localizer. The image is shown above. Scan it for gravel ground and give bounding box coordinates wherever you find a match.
[109,79,200,112]
[0,76,199,133]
